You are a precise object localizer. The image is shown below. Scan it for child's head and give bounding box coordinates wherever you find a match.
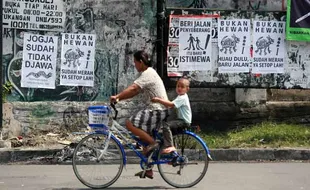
[176,78,190,95]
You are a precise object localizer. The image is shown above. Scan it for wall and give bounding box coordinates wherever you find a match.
[2,0,310,147]
[164,0,310,89]
[1,0,157,144]
[2,0,157,102]
[3,0,310,101]
[166,0,286,11]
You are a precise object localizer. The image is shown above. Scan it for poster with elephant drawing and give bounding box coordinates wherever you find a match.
[252,21,286,74]
[218,19,251,73]
[60,33,96,87]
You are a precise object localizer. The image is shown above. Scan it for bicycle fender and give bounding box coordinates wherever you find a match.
[98,130,127,165]
[184,130,213,160]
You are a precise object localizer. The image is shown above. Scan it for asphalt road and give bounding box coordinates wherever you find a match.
[0,162,309,190]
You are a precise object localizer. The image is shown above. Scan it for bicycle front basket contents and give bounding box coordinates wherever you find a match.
[88,105,110,130]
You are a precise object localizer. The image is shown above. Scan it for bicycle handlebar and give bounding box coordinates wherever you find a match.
[110,102,118,120]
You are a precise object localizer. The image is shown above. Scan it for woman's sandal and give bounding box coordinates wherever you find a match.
[134,170,154,179]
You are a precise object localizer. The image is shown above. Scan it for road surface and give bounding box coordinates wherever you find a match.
[0,162,309,190]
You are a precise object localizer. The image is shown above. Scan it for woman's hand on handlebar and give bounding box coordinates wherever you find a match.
[110,95,119,104]
[110,95,119,119]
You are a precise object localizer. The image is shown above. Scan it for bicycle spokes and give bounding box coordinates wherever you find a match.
[157,132,209,188]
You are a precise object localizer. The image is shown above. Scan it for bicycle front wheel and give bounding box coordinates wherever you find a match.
[157,131,209,188]
[72,133,124,189]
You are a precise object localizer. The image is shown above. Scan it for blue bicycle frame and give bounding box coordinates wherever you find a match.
[93,118,212,167]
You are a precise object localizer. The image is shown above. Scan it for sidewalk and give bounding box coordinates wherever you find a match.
[1,147,310,164]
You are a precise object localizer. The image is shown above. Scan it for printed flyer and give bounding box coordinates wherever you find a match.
[217,19,251,73]
[286,0,310,41]
[252,21,286,74]
[60,33,96,87]
[3,0,66,31]
[178,17,212,71]
[21,33,58,89]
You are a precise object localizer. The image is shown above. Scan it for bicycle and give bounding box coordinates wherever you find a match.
[72,103,212,189]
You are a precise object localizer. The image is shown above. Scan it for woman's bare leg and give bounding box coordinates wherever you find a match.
[126,119,155,145]
[127,119,156,178]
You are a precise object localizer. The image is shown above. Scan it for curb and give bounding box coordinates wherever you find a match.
[0,149,59,163]
[210,148,310,161]
[1,148,310,164]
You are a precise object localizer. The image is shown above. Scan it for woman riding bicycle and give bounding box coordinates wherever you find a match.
[110,50,168,179]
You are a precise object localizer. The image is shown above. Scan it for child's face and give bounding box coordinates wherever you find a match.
[176,80,189,95]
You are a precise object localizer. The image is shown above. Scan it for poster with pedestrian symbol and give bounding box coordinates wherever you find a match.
[178,17,212,71]
[60,33,96,87]
[252,21,286,74]
[21,33,58,89]
[218,19,251,73]
[286,0,310,41]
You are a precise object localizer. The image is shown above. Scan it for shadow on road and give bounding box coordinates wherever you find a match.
[51,186,174,190]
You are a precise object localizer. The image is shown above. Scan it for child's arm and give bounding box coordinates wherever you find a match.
[152,97,175,108]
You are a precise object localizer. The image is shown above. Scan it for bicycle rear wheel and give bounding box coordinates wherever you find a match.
[72,133,124,189]
[157,131,209,188]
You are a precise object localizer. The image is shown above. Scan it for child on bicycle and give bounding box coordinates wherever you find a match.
[152,78,192,154]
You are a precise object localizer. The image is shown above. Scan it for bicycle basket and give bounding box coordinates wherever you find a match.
[88,105,110,130]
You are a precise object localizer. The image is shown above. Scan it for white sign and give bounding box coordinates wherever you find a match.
[218,19,251,73]
[252,21,286,74]
[60,33,96,87]
[167,45,182,77]
[168,16,180,45]
[178,17,212,71]
[21,33,58,89]
[167,15,182,76]
[3,0,65,31]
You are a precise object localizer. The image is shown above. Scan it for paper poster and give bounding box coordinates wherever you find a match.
[21,33,58,89]
[168,15,180,46]
[167,15,182,77]
[3,0,66,31]
[167,45,182,77]
[218,19,251,73]
[286,0,310,41]
[60,33,96,87]
[178,17,212,71]
[252,21,286,74]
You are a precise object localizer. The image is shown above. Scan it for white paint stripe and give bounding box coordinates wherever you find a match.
[0,182,4,184]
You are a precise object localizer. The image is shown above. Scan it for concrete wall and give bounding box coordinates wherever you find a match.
[165,10,310,89]
[166,0,286,11]
[2,0,310,147]
[2,0,156,102]
[2,0,310,102]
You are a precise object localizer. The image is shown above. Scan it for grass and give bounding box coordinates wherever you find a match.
[199,122,310,149]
